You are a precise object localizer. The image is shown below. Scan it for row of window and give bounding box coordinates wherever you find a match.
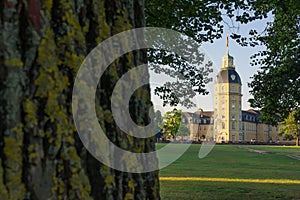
[217,121,251,130]
[182,118,213,124]
[197,126,214,131]
[215,99,241,110]
[190,123,279,133]
[244,115,256,122]
[215,85,241,92]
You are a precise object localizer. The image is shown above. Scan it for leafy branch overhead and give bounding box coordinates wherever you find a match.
[248,1,300,124]
[144,0,266,108]
[146,0,299,125]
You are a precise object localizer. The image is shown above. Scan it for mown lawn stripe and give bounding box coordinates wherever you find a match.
[160,177,300,184]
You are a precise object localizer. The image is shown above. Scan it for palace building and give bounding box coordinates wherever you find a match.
[182,40,280,143]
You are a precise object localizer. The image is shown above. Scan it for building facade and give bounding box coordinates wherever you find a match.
[182,47,280,143]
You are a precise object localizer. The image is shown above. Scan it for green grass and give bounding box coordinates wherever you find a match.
[158,144,300,199]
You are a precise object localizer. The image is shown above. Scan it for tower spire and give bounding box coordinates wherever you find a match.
[221,35,234,69]
[226,35,229,53]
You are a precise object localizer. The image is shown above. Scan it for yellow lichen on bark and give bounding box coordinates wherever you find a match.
[3,135,26,199]
[4,58,23,67]
[23,99,38,127]
[0,160,8,199]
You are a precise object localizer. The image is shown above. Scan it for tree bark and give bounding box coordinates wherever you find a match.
[0,0,160,199]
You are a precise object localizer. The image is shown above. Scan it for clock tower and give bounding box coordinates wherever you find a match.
[214,38,242,143]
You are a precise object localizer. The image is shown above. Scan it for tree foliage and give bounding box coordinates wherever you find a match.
[154,110,163,133]
[161,109,183,139]
[145,0,251,108]
[146,0,300,120]
[246,1,300,125]
[177,124,190,139]
[279,111,300,146]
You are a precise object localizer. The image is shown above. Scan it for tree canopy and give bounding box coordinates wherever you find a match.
[162,109,183,139]
[248,0,300,125]
[154,110,163,133]
[279,111,300,146]
[146,0,300,126]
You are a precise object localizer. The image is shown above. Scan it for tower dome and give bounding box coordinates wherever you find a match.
[215,69,242,84]
[214,46,241,85]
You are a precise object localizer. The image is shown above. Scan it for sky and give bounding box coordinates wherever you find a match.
[149,16,272,115]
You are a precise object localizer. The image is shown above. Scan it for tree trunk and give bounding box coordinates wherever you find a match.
[0,0,160,199]
[296,135,299,147]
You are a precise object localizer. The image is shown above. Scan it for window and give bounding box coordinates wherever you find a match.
[232,135,236,142]
[232,85,235,91]
[232,97,236,109]
[232,115,235,120]
[222,122,225,129]
[222,86,224,91]
[232,121,235,129]
[239,133,244,141]
[264,126,268,132]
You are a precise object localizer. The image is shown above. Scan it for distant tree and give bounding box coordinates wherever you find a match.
[154,110,163,133]
[279,111,300,146]
[177,124,191,141]
[162,109,182,140]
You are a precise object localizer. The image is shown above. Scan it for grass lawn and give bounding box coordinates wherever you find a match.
[157,144,300,199]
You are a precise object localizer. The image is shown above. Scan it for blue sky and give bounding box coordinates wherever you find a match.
[150,16,272,114]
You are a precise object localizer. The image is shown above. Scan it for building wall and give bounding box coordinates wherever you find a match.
[189,123,213,141]
[186,118,281,143]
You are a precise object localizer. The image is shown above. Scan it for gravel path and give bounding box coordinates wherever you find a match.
[247,148,300,160]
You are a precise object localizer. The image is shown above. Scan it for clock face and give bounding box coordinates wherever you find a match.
[231,74,236,80]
